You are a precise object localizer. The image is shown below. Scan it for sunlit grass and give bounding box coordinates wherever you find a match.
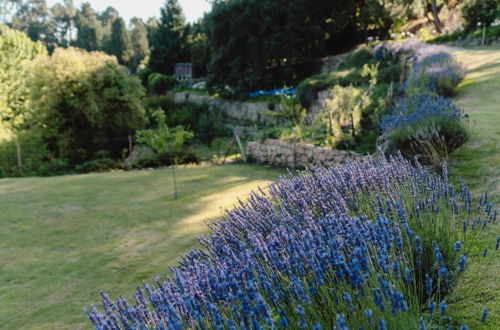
[0,164,283,329]
[447,47,500,328]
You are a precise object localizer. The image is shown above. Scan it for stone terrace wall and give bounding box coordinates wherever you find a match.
[173,92,281,132]
[247,138,364,168]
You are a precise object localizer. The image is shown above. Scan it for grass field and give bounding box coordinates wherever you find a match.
[446,47,500,328]
[0,164,283,329]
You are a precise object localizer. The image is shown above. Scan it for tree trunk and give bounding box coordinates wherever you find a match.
[16,138,23,174]
[481,26,486,46]
[172,161,178,200]
[431,0,442,33]
[351,113,356,139]
[128,135,133,157]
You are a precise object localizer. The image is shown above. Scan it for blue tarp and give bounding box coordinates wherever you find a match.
[248,87,296,98]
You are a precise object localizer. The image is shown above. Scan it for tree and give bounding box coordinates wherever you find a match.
[136,109,193,199]
[106,17,132,66]
[130,17,150,72]
[28,47,147,164]
[189,19,209,77]
[50,0,75,47]
[74,2,102,51]
[0,24,46,171]
[205,0,351,93]
[149,0,188,74]
[462,0,499,30]
[98,5,119,48]
[0,24,46,135]
[462,0,499,44]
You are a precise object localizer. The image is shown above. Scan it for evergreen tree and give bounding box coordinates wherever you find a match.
[149,0,188,74]
[50,0,75,47]
[98,6,119,49]
[107,17,132,66]
[130,17,150,72]
[74,2,101,51]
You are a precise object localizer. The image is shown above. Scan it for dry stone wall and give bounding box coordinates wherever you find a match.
[173,92,281,132]
[247,138,364,168]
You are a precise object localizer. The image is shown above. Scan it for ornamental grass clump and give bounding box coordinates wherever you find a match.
[86,155,494,329]
[380,94,469,165]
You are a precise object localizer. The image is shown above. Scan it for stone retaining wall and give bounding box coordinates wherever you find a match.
[247,138,364,168]
[173,92,280,127]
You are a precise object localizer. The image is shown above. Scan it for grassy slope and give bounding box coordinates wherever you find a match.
[0,164,283,329]
[447,47,500,328]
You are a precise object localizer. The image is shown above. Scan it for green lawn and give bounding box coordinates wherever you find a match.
[446,47,500,328]
[0,164,283,329]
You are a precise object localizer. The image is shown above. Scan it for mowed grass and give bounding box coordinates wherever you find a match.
[446,47,500,328]
[0,164,283,329]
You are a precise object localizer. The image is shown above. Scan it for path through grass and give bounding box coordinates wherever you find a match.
[0,164,283,329]
[447,47,500,328]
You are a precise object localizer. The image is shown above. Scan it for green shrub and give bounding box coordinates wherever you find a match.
[145,99,228,144]
[75,158,120,173]
[148,73,178,94]
[0,131,52,177]
[28,47,147,165]
[296,70,358,108]
[377,63,402,84]
[135,149,201,168]
[136,67,153,87]
[339,47,373,69]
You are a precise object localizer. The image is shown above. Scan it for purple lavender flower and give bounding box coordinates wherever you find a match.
[425,274,433,297]
[336,314,348,330]
[480,308,488,323]
[343,292,355,313]
[440,300,447,316]
[296,305,307,329]
[458,254,467,272]
[454,241,462,251]
[415,236,423,255]
[364,308,373,325]
[373,287,385,312]
[428,301,436,314]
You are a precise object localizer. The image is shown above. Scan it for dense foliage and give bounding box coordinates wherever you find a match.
[0,24,46,136]
[28,47,147,165]
[87,154,494,328]
[149,0,189,75]
[461,0,500,31]
[204,0,401,94]
[148,73,178,94]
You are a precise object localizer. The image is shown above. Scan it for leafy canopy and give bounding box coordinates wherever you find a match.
[136,109,193,154]
[28,47,146,163]
[0,24,46,138]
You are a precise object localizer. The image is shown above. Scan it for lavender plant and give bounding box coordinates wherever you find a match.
[380,94,469,165]
[86,155,494,329]
[407,45,465,96]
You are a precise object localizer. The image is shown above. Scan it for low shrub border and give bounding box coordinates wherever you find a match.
[86,154,495,328]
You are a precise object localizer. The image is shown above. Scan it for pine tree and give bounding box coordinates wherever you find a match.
[74,2,102,51]
[107,17,132,66]
[149,0,188,74]
[130,17,150,72]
